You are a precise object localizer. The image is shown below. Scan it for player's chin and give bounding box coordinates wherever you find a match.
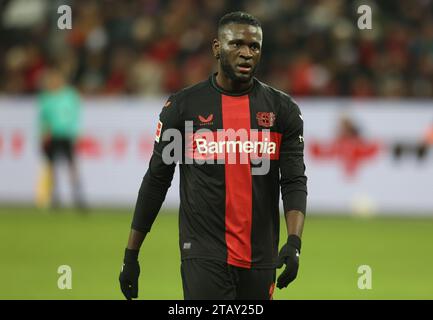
[234,72,253,83]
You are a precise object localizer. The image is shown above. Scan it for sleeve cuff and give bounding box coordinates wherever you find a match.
[283,190,307,215]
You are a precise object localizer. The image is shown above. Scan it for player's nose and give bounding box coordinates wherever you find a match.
[239,45,253,59]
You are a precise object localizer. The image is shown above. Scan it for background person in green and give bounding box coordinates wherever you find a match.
[38,67,85,210]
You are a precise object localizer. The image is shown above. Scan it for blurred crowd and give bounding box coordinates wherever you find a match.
[1,0,433,97]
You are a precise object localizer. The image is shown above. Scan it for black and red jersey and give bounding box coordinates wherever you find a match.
[132,73,307,269]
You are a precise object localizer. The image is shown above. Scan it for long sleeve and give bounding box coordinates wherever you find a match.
[279,99,308,215]
[131,96,181,233]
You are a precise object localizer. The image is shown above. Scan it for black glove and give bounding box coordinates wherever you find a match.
[119,248,140,300]
[276,234,301,289]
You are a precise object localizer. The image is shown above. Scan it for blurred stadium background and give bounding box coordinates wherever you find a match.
[1,0,433,299]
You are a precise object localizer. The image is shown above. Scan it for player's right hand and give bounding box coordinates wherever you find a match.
[119,248,140,300]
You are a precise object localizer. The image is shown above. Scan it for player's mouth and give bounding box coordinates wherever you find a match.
[236,63,253,74]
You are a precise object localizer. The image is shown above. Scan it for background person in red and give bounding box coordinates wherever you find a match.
[119,12,307,300]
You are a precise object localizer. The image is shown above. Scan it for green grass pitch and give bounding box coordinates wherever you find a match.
[1,207,433,300]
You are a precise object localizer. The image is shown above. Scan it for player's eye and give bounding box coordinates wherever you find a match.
[251,44,260,51]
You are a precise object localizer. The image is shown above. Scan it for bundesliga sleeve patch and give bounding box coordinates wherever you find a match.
[155,121,163,143]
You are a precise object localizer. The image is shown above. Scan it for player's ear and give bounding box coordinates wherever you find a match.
[212,39,220,60]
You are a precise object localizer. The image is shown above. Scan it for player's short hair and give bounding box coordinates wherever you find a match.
[218,11,261,34]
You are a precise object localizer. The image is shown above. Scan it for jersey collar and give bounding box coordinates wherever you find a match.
[210,73,257,96]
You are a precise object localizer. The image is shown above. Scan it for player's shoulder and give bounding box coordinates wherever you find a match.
[161,78,212,119]
[255,79,300,113]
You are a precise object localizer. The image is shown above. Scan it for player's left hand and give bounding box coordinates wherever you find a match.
[276,234,301,289]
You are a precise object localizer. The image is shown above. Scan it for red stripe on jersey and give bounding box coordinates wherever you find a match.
[222,94,252,269]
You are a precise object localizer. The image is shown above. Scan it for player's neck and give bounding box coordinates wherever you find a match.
[215,72,253,94]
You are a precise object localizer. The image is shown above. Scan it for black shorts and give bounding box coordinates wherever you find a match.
[43,138,75,163]
[181,259,276,300]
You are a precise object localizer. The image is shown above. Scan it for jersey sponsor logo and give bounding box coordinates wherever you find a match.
[256,112,276,128]
[186,130,282,161]
[195,137,276,155]
[198,114,214,125]
[155,121,163,143]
